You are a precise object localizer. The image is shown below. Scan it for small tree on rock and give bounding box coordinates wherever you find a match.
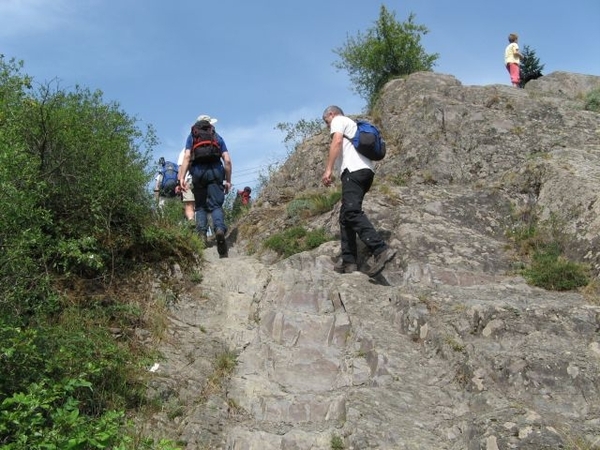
[520,45,545,88]
[333,5,438,109]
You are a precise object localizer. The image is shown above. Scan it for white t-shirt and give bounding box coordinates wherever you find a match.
[177,148,192,182]
[330,115,374,175]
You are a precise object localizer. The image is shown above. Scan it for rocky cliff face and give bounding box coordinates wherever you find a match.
[142,72,600,449]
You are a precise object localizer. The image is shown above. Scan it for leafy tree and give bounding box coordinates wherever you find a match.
[0,69,157,318]
[0,54,193,448]
[519,45,544,88]
[333,5,439,109]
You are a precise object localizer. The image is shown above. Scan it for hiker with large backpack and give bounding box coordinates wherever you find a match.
[154,157,180,208]
[178,114,232,257]
[321,105,396,278]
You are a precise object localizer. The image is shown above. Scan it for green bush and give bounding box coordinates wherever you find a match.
[584,87,600,112]
[0,378,130,450]
[521,244,590,291]
[0,55,159,314]
[507,209,591,291]
[264,226,333,257]
[331,434,345,449]
[0,319,144,448]
[0,56,197,448]
[584,88,600,112]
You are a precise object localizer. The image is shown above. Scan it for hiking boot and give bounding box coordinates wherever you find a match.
[215,229,228,258]
[366,247,396,278]
[333,260,358,274]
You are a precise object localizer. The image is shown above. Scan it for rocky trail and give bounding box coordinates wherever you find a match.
[139,72,600,449]
[142,231,600,449]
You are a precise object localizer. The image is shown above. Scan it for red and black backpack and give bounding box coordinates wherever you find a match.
[191,120,221,164]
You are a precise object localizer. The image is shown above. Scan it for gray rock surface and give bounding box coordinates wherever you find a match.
[141,72,600,449]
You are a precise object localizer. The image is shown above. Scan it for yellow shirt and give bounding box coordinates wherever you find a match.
[504,42,521,65]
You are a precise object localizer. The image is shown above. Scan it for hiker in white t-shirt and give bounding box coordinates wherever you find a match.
[321,105,396,277]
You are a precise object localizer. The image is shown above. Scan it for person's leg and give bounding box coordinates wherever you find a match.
[206,183,226,233]
[206,182,228,257]
[341,169,387,258]
[339,178,358,264]
[192,183,209,236]
[184,202,195,221]
[182,180,196,221]
[509,63,520,87]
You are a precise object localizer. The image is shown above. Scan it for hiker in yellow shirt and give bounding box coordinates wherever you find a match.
[505,33,523,87]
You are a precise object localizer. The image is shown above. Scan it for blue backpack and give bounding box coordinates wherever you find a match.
[346,120,386,161]
[159,161,179,197]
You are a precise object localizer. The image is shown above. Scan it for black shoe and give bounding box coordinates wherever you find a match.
[216,229,228,258]
[366,247,396,277]
[333,260,358,274]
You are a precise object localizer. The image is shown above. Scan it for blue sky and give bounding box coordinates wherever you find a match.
[2,0,599,192]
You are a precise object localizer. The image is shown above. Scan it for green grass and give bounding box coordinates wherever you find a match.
[264,226,333,257]
[287,190,342,219]
[521,243,590,291]
[201,350,238,399]
[584,87,600,112]
[331,434,345,449]
[508,211,590,292]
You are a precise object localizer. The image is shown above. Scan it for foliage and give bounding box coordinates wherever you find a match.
[264,226,333,257]
[519,45,545,88]
[331,434,345,450]
[0,319,142,449]
[255,160,282,198]
[275,118,324,153]
[153,196,188,226]
[201,351,238,399]
[0,56,157,316]
[508,209,590,291]
[333,5,438,109]
[581,279,600,305]
[143,200,204,262]
[287,190,342,219]
[521,243,590,291]
[584,87,600,112]
[0,378,128,450]
[0,55,199,448]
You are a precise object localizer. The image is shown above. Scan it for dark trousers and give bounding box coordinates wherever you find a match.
[340,168,386,263]
[191,165,226,234]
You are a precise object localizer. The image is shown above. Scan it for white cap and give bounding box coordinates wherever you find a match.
[196,114,218,124]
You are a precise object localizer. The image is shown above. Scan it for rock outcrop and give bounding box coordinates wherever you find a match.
[142,72,600,449]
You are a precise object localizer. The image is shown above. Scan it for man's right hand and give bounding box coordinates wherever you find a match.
[322,169,333,187]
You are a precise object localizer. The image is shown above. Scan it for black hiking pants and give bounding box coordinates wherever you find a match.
[339,168,386,264]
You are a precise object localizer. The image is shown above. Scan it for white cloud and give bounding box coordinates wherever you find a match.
[0,0,76,38]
